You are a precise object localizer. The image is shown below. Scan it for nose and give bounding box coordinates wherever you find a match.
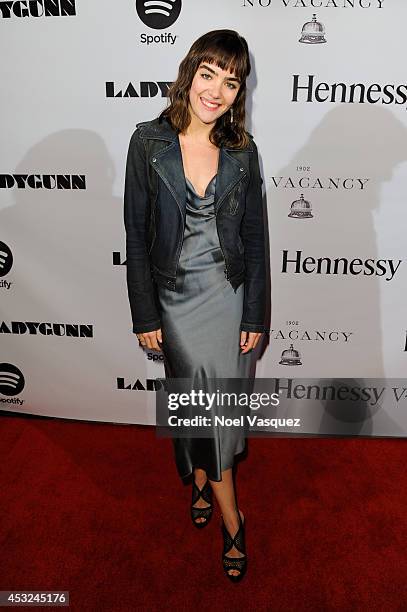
[207,79,222,100]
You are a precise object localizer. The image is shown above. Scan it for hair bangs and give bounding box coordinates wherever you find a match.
[199,45,248,83]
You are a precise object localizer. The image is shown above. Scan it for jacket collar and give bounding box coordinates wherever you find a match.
[136,116,253,215]
[136,116,254,152]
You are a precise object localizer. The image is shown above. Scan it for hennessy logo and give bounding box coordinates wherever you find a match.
[291,75,406,110]
[281,250,402,281]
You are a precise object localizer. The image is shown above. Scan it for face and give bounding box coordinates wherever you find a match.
[188,61,241,126]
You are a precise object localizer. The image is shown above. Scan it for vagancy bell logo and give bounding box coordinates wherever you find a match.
[0,241,13,277]
[0,0,77,18]
[299,14,326,43]
[136,0,181,29]
[106,81,172,98]
[272,173,370,220]
[274,320,354,366]
[0,363,25,396]
[289,194,313,218]
[279,344,302,366]
[0,174,86,189]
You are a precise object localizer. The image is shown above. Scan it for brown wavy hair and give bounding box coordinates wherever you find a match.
[158,30,252,150]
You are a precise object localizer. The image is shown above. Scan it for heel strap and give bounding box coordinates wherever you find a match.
[221,517,246,556]
[192,480,212,506]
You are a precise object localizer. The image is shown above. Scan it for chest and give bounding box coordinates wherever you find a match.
[179,138,220,198]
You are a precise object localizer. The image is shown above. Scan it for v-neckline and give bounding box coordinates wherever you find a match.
[185,174,217,199]
[178,133,220,199]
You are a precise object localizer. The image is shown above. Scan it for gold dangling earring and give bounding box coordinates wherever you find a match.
[230,106,234,124]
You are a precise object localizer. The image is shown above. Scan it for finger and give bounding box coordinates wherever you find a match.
[144,334,154,350]
[252,333,262,349]
[241,333,256,354]
[240,331,248,347]
[151,334,162,352]
[157,328,163,344]
[145,332,161,351]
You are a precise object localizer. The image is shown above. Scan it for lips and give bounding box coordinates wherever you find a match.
[200,96,221,111]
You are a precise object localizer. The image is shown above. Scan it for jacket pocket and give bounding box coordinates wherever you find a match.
[227,181,243,215]
[237,235,244,254]
[147,183,159,254]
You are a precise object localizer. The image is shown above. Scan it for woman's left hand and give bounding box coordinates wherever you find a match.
[240,331,263,354]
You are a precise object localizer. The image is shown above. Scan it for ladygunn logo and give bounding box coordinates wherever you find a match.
[0,0,76,19]
[136,0,182,29]
[299,14,326,44]
[0,241,13,277]
[288,194,313,218]
[0,363,25,396]
[279,344,303,366]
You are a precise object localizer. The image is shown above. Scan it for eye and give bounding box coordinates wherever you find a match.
[200,72,211,80]
[227,82,237,90]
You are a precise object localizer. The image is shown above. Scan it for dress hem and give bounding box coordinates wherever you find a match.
[178,446,246,483]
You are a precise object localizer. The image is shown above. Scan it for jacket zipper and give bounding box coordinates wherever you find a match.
[215,215,230,280]
[214,174,246,282]
[151,151,184,286]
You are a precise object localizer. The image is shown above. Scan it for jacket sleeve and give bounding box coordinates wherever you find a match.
[240,138,267,334]
[123,128,161,334]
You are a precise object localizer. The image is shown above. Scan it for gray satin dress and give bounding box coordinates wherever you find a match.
[157,173,252,482]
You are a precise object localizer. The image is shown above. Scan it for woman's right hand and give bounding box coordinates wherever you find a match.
[136,328,162,351]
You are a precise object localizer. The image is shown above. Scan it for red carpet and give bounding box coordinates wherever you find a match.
[1,413,406,611]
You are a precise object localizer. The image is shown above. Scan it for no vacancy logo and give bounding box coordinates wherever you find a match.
[272,172,371,221]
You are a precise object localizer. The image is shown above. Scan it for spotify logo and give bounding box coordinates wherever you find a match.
[0,241,13,277]
[0,363,25,396]
[135,0,182,29]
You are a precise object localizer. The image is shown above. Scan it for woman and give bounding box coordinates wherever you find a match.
[124,30,267,581]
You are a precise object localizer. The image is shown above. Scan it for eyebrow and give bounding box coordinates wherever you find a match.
[200,64,241,83]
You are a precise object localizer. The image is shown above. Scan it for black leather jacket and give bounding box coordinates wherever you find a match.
[124,116,266,334]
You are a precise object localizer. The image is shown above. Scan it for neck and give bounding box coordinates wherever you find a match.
[183,106,216,143]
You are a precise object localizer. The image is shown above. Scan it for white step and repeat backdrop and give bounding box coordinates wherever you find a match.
[1,1,407,433]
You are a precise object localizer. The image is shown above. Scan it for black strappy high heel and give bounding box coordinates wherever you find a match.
[190,479,213,528]
[221,510,247,582]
